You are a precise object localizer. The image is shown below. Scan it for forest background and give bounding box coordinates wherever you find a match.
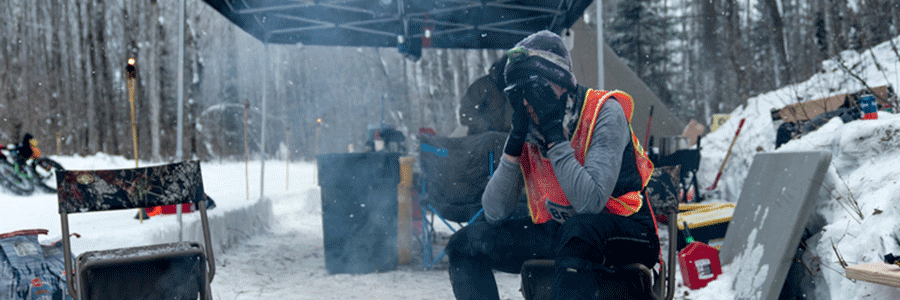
[1,0,898,161]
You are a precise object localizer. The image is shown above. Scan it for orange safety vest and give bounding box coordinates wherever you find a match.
[520,90,654,224]
[30,145,41,158]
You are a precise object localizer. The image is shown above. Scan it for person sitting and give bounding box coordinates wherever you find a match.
[445,30,659,300]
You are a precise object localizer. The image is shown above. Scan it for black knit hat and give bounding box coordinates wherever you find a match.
[504,30,576,91]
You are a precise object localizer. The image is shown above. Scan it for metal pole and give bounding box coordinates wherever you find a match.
[596,0,604,90]
[245,101,250,200]
[285,125,290,191]
[260,43,269,199]
[176,0,185,242]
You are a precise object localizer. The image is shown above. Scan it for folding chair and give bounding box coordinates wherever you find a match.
[417,131,504,268]
[57,161,215,300]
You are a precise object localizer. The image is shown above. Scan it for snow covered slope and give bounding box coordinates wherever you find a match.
[687,36,900,299]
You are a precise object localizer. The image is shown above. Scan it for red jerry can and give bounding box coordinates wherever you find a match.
[678,222,722,289]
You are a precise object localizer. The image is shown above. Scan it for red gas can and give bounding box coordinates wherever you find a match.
[678,223,722,289]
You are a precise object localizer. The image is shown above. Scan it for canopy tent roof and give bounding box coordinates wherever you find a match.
[201,0,592,49]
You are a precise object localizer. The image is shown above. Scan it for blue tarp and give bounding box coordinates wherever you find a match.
[0,230,71,300]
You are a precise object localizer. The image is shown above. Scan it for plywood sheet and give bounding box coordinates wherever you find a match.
[846,263,900,288]
[719,151,832,300]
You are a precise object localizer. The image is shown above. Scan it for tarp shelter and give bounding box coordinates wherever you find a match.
[200,0,593,50]
[201,0,686,182]
[201,0,685,141]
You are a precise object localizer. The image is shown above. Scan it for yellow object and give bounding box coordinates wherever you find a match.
[678,203,722,211]
[397,156,415,265]
[676,203,734,230]
[710,114,731,132]
[400,156,415,184]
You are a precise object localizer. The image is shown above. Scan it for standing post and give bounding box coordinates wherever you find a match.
[244,101,250,200]
[126,58,142,223]
[126,58,138,168]
[285,125,290,191]
[707,118,746,191]
[596,0,604,90]
[260,43,269,199]
[314,118,321,185]
[176,0,186,242]
[315,119,322,154]
[644,105,654,147]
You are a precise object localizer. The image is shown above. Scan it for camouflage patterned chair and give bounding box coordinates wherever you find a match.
[56,161,214,300]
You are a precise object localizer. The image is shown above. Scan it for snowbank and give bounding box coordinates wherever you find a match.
[688,35,900,299]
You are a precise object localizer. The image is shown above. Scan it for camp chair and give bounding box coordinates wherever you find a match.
[417,131,504,268]
[520,208,678,300]
[57,161,214,300]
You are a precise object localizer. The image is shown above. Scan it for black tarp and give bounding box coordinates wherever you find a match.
[201,0,592,49]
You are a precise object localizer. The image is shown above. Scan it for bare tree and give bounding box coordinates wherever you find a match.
[763,0,790,86]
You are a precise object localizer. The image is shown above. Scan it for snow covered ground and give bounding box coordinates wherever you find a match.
[0,156,520,299]
[687,35,900,299]
[2,36,899,300]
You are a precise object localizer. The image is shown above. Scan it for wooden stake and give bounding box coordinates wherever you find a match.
[126,58,141,223]
[708,118,746,190]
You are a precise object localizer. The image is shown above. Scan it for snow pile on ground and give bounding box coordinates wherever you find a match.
[685,35,900,299]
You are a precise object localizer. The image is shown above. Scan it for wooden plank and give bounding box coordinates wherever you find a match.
[846,263,900,288]
[677,204,734,230]
[678,203,726,211]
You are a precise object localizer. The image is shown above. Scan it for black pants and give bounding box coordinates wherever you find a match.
[446,213,659,300]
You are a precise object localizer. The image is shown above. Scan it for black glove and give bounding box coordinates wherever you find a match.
[522,78,566,149]
[503,84,530,157]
